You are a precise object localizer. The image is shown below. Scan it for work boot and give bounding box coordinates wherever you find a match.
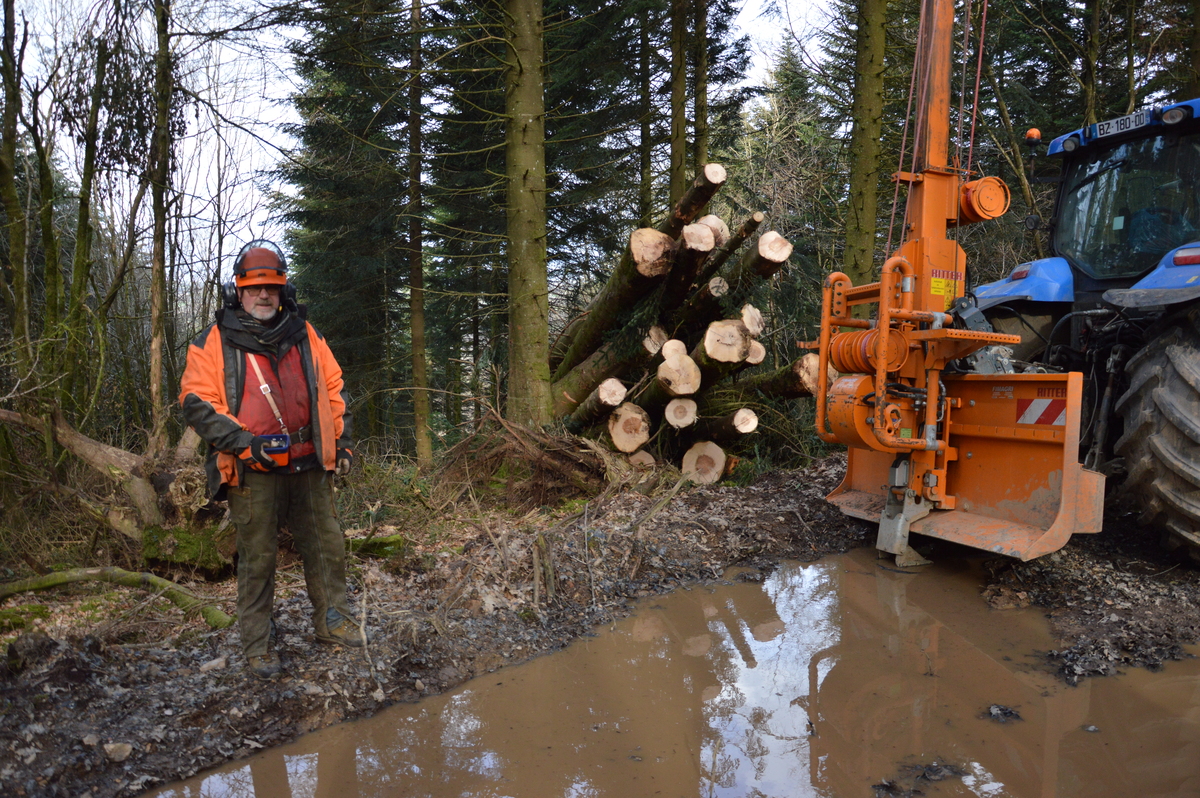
[247,650,282,679]
[315,617,373,648]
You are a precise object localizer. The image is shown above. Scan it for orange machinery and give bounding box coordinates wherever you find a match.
[814,0,1104,565]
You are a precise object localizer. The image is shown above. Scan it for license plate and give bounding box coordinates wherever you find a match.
[1095,109,1150,138]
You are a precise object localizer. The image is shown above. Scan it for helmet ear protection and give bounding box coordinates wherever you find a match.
[281,282,298,312]
[223,240,298,312]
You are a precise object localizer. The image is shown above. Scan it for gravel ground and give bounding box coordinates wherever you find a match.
[2,455,1199,797]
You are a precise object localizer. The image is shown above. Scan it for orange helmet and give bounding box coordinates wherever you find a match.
[233,240,287,288]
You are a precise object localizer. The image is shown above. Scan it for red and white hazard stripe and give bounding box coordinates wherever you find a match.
[1016,398,1066,426]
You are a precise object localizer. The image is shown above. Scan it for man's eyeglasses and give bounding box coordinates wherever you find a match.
[242,285,281,296]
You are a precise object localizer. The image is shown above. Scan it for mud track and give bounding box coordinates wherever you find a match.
[2,456,1199,797]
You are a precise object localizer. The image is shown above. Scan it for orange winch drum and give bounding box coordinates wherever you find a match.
[828,328,910,374]
[958,176,1011,225]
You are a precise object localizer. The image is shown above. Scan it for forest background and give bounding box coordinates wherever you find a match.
[1,0,1199,572]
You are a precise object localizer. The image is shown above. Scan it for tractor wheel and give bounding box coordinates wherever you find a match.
[1114,308,1200,561]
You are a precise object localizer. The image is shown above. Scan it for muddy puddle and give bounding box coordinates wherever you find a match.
[147,547,1200,797]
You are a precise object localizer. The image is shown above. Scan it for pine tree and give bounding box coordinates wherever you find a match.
[277,0,409,440]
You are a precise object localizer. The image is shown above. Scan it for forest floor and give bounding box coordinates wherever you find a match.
[2,454,1200,798]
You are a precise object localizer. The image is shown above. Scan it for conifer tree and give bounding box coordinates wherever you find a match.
[277,0,409,440]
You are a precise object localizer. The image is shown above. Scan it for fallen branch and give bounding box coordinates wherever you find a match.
[0,567,234,629]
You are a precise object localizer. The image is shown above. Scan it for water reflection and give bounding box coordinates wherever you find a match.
[149,548,1200,797]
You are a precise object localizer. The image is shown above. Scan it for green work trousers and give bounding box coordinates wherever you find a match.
[228,468,353,657]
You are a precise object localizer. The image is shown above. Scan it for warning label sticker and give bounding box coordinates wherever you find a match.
[1016,398,1067,426]
[930,277,956,311]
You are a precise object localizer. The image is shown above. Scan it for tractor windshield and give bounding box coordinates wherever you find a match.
[1055,130,1200,279]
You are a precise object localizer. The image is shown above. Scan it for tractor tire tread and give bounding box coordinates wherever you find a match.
[1116,317,1200,557]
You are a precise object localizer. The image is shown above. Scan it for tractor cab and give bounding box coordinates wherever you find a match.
[977,99,1200,312]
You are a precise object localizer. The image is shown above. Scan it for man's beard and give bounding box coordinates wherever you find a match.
[248,303,278,322]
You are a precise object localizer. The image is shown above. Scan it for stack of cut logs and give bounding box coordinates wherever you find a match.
[549,163,830,483]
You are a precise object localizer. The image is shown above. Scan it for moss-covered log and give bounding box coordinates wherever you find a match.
[565,378,627,433]
[142,525,232,573]
[551,323,665,418]
[347,534,412,558]
[0,567,234,629]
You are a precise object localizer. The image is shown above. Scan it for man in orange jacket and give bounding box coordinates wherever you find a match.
[179,240,370,679]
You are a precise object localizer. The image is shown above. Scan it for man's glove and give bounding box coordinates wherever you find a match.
[335,448,353,476]
[238,437,276,472]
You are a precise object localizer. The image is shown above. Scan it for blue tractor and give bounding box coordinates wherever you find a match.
[973,99,1200,557]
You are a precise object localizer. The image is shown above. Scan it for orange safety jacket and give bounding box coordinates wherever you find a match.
[179,308,352,499]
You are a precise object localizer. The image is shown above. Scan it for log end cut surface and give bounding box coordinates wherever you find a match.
[627,450,656,467]
[747,340,767,366]
[661,339,688,360]
[702,163,728,186]
[702,320,753,363]
[741,304,765,337]
[658,353,702,396]
[681,223,716,253]
[799,352,835,396]
[682,441,726,484]
[665,398,698,429]
[758,231,794,264]
[630,228,676,278]
[597,378,627,407]
[608,402,651,453]
[732,408,758,433]
[696,214,731,247]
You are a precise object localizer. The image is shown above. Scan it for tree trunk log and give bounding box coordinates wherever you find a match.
[565,378,627,433]
[669,276,729,340]
[697,211,764,285]
[552,228,676,381]
[690,320,752,386]
[607,402,652,453]
[664,397,698,428]
[740,304,764,337]
[722,230,793,293]
[0,408,162,534]
[553,165,727,380]
[697,408,758,442]
[552,322,666,417]
[734,353,832,399]
[681,440,726,484]
[658,223,715,319]
[0,567,234,629]
[638,352,702,415]
[661,162,727,239]
[627,450,656,467]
